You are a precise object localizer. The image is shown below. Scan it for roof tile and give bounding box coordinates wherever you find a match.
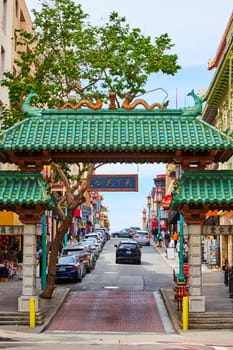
[0,110,233,152]
[171,170,233,208]
[0,171,55,207]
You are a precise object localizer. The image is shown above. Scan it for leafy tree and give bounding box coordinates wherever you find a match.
[1,0,181,120]
[42,162,95,299]
[0,0,181,298]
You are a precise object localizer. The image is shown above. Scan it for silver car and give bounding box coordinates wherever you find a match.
[132,230,150,246]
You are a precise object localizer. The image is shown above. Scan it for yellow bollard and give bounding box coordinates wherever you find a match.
[29,297,36,328]
[182,296,189,330]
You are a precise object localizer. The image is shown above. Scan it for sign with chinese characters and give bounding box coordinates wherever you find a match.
[201,225,233,236]
[0,226,24,235]
[0,225,42,236]
[88,174,138,192]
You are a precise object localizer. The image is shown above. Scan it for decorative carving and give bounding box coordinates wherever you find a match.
[58,96,102,110]
[109,92,117,110]
[181,89,203,116]
[122,94,169,110]
[22,91,42,117]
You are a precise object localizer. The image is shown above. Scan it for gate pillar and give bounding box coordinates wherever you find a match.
[18,224,40,312]
[187,224,205,312]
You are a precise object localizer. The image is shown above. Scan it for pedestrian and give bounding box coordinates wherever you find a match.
[36,247,42,277]
[176,239,180,255]
[172,231,179,248]
[222,258,230,286]
[151,218,158,242]
[17,250,23,280]
[81,227,86,239]
[229,265,233,297]
[164,231,170,248]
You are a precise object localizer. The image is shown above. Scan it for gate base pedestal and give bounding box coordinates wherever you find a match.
[18,295,40,312]
[189,295,205,312]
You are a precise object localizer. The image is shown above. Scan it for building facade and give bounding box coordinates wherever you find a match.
[0,0,32,257]
[0,0,32,105]
[203,11,233,267]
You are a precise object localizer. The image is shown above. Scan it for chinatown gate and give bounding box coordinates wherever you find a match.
[1,91,233,315]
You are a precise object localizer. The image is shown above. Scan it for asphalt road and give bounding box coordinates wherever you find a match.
[58,238,175,292]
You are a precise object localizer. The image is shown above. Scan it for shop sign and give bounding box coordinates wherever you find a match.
[88,174,138,192]
[0,225,24,235]
[201,225,233,236]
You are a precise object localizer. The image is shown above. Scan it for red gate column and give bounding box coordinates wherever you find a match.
[188,224,205,312]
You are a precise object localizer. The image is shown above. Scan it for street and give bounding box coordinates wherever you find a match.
[46,238,175,332]
[60,238,175,292]
[1,239,233,349]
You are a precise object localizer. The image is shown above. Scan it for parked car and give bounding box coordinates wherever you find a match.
[128,226,142,236]
[95,228,111,240]
[92,231,106,245]
[86,233,105,248]
[132,230,150,246]
[115,240,142,264]
[56,255,86,282]
[111,228,131,238]
[80,238,101,258]
[62,245,95,272]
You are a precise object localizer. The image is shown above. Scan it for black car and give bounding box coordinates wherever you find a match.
[115,240,142,264]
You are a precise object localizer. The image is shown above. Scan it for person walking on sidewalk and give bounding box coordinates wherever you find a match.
[222,258,230,286]
[172,231,179,248]
[151,218,158,242]
[164,231,170,248]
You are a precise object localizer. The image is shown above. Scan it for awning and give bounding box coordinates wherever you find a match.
[161,194,172,210]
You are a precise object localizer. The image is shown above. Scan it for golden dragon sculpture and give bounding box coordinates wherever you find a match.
[122,94,169,110]
[58,96,102,110]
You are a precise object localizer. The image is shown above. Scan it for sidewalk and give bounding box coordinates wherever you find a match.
[156,243,233,311]
[156,243,233,331]
[0,278,70,333]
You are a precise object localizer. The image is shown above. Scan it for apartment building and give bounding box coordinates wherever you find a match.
[0,0,32,250]
[0,0,32,105]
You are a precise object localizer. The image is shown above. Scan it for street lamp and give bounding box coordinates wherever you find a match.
[147,194,152,237]
[142,208,147,231]
[155,186,162,246]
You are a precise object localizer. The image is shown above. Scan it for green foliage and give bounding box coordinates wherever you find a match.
[1,0,181,123]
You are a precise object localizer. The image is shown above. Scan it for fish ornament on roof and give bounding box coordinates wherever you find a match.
[22,91,42,117]
[181,89,203,116]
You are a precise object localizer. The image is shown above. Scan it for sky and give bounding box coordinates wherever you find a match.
[25,1,233,232]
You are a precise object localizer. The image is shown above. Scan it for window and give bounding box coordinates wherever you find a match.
[15,0,19,18]
[0,46,5,80]
[2,0,7,32]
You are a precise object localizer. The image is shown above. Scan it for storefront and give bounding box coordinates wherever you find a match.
[0,225,24,256]
[201,235,220,267]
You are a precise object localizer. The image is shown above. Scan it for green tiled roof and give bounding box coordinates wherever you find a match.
[171,170,233,208]
[0,171,55,207]
[1,109,233,153]
[204,35,233,107]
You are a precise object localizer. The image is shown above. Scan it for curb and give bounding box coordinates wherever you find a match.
[36,288,70,333]
[160,288,181,334]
